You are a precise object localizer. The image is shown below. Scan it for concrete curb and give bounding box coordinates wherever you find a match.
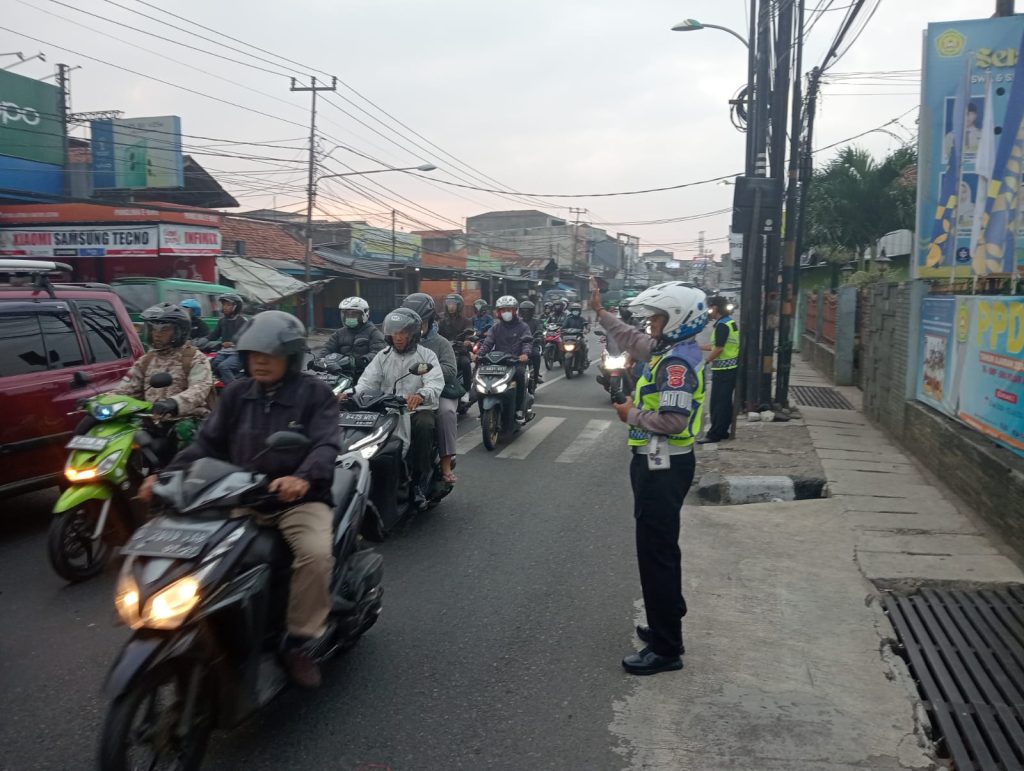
[697,471,827,505]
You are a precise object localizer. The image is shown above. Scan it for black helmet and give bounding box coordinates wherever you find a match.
[520,300,536,319]
[569,302,583,313]
[444,293,464,316]
[473,299,489,313]
[382,307,422,352]
[401,292,436,326]
[235,310,307,375]
[618,299,634,320]
[218,293,243,315]
[140,302,190,350]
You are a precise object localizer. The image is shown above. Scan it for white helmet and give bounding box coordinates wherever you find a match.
[338,296,370,324]
[629,281,708,343]
[495,295,518,310]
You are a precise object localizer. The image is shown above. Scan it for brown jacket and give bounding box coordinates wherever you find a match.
[110,344,214,418]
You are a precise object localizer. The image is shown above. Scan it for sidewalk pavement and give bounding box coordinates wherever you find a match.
[612,357,1024,770]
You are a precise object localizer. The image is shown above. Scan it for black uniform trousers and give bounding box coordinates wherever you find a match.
[629,450,696,657]
[707,367,737,441]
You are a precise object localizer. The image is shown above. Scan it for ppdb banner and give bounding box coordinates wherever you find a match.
[917,295,1024,456]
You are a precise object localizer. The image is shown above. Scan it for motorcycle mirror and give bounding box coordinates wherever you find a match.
[410,363,433,376]
[264,431,311,452]
[70,370,91,389]
[149,372,173,388]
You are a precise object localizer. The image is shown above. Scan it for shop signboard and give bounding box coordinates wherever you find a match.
[158,223,220,256]
[0,70,63,166]
[0,225,159,257]
[350,223,421,264]
[916,16,1024,279]
[91,116,184,190]
[916,295,1024,457]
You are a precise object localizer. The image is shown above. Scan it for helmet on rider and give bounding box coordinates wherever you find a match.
[520,300,536,321]
[338,296,370,328]
[618,299,633,321]
[401,292,436,328]
[141,303,191,350]
[552,299,566,314]
[179,298,202,319]
[627,281,708,348]
[234,310,307,378]
[218,293,244,317]
[473,298,489,315]
[569,302,583,316]
[383,308,422,353]
[444,293,464,317]
[495,295,519,323]
[542,301,553,314]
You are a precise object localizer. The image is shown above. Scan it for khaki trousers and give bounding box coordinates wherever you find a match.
[238,501,335,639]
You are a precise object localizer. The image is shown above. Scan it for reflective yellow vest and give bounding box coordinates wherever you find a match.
[627,346,705,449]
[712,317,740,371]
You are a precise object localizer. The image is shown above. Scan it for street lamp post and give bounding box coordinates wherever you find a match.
[671,19,749,48]
[303,163,436,328]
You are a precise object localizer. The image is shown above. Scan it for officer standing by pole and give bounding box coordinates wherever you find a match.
[700,296,740,444]
[590,278,709,675]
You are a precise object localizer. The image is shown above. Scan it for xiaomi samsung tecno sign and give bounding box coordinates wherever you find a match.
[0,70,63,166]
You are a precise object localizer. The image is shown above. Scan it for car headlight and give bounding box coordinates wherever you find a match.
[604,354,627,369]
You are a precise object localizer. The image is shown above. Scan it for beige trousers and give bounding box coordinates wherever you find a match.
[239,502,335,639]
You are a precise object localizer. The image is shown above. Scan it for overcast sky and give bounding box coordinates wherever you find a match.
[4,0,987,256]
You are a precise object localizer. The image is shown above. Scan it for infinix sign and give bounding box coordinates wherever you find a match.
[0,70,63,166]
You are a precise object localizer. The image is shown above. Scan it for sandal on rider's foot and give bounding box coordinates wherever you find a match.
[443,471,458,484]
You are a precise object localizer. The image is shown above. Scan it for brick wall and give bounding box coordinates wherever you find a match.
[860,282,911,434]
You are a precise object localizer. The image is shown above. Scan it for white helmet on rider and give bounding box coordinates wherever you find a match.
[495,295,518,323]
[628,281,708,345]
[338,296,370,326]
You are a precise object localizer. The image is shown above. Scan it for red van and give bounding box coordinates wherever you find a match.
[0,261,145,497]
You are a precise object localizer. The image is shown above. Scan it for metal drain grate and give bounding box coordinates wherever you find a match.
[884,587,1024,770]
[790,385,854,410]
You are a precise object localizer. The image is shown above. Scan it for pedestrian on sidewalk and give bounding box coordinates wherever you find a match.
[700,296,739,444]
[591,278,708,676]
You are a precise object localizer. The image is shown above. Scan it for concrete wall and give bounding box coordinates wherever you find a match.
[800,286,856,386]
[859,279,1024,560]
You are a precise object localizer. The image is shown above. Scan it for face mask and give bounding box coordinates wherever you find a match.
[571,310,580,316]
[501,312,514,322]
[344,317,360,329]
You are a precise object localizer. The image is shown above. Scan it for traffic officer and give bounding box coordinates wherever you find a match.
[700,296,739,443]
[591,278,708,676]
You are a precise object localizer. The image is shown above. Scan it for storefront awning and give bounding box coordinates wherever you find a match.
[217,256,310,303]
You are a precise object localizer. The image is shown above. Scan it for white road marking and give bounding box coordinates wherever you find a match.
[535,404,613,413]
[455,429,484,455]
[556,419,613,463]
[534,374,565,391]
[496,416,565,459]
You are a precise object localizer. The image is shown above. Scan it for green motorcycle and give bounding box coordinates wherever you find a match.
[48,373,183,582]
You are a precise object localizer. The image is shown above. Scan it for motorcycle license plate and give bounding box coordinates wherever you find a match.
[122,524,216,559]
[339,411,379,428]
[478,365,508,375]
[66,435,109,451]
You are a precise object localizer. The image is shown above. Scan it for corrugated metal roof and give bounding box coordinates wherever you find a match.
[217,256,309,303]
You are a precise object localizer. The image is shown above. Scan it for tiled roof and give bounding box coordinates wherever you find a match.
[220,217,306,261]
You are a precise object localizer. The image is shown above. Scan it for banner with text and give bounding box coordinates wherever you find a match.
[916,294,1024,456]
[0,225,159,258]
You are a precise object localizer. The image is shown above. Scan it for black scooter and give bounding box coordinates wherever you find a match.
[338,363,451,535]
[98,431,381,771]
[474,346,535,451]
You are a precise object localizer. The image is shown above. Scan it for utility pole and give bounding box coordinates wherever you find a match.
[774,0,806,408]
[391,209,397,262]
[996,0,1015,16]
[791,66,822,357]
[291,75,337,329]
[570,207,587,273]
[758,0,795,404]
[56,64,70,197]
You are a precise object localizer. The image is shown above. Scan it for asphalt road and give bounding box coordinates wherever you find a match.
[0,338,650,771]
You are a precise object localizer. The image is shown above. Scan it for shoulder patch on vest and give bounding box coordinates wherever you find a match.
[666,364,687,388]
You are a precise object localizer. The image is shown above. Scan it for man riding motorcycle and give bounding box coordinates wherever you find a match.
[317,297,386,378]
[561,301,591,369]
[519,300,544,385]
[438,293,474,398]
[207,292,248,385]
[142,310,341,689]
[476,295,532,423]
[102,303,213,446]
[472,298,494,335]
[180,298,209,340]
[401,293,461,484]
[354,308,444,509]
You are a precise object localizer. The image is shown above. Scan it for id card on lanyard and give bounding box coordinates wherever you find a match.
[647,436,670,471]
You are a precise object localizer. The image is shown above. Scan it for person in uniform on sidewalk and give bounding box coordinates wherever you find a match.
[591,278,708,676]
[700,296,740,444]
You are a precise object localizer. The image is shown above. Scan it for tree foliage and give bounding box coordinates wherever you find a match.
[805,145,917,263]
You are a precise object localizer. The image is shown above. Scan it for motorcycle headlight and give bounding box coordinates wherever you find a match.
[115,573,141,627]
[604,354,627,369]
[96,450,123,477]
[564,343,576,351]
[350,425,387,451]
[142,575,202,630]
[93,401,127,421]
[727,303,735,312]
[494,382,508,394]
